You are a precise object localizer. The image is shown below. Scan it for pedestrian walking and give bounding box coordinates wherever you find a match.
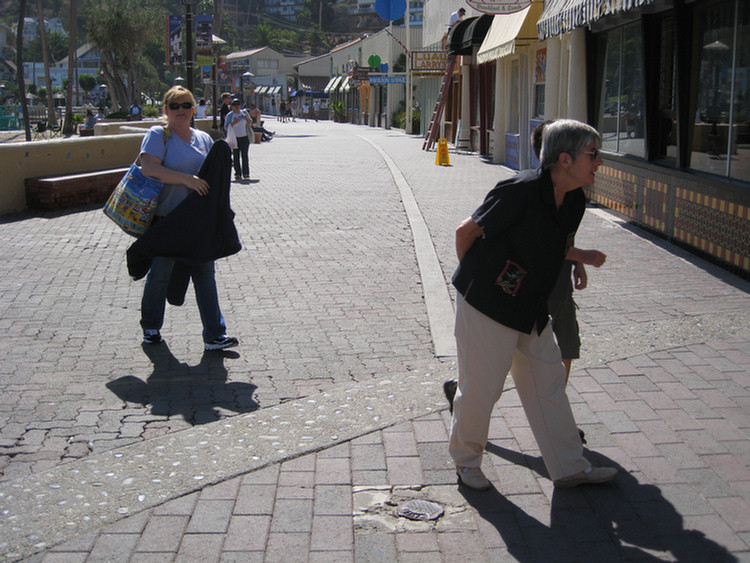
[448,119,617,491]
[225,98,252,180]
[135,85,239,351]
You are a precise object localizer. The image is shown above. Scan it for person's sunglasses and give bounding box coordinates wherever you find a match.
[168,102,193,110]
[581,149,600,160]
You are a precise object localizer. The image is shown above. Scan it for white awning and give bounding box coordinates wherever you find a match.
[325,75,343,93]
[340,76,351,92]
[477,4,541,64]
[537,0,653,40]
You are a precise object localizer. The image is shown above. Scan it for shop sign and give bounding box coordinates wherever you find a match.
[369,74,406,84]
[412,51,448,72]
[467,0,531,14]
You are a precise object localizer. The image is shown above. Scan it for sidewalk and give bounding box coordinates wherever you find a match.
[1,119,749,562]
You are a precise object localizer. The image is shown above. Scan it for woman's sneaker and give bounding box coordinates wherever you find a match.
[143,329,162,345]
[205,335,239,351]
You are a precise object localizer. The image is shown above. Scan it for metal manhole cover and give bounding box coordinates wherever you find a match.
[396,499,444,521]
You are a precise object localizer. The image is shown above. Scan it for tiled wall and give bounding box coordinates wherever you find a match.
[587,160,750,278]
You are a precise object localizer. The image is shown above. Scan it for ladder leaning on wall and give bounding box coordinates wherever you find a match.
[422,55,458,152]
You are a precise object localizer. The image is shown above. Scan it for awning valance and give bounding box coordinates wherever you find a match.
[447,15,494,56]
[537,0,653,40]
[477,5,537,64]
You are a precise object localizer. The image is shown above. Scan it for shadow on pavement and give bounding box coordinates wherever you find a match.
[106,342,259,425]
[458,442,738,563]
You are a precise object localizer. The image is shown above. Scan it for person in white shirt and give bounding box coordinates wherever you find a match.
[196,99,207,118]
[449,7,465,27]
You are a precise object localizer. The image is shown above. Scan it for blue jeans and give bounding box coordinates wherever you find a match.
[140,257,226,342]
[232,135,250,177]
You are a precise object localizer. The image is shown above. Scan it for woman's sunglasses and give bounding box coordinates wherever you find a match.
[168,102,193,110]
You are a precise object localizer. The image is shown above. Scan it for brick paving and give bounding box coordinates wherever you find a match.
[1,118,749,562]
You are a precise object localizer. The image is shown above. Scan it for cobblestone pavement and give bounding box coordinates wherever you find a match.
[1,119,749,562]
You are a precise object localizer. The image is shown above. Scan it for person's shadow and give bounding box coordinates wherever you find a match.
[106,343,259,425]
[458,442,738,563]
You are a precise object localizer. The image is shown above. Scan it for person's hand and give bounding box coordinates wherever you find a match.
[573,262,588,290]
[185,174,209,196]
[580,249,606,267]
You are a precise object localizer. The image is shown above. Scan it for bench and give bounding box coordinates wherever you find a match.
[25,168,129,210]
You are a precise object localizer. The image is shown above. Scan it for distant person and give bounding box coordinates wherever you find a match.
[247,104,274,141]
[196,99,207,118]
[219,92,232,130]
[225,98,252,180]
[84,108,96,129]
[313,99,320,122]
[448,119,617,491]
[129,100,142,121]
[449,7,465,27]
[279,100,286,122]
[302,102,310,121]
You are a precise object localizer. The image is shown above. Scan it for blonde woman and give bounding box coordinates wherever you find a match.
[138,85,238,351]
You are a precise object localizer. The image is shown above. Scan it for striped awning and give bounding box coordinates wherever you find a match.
[340,76,351,92]
[447,15,494,56]
[537,0,653,40]
[269,85,281,94]
[324,76,343,93]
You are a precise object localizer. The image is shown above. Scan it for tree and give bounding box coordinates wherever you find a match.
[62,0,75,134]
[250,23,279,50]
[78,73,97,100]
[17,0,31,141]
[84,0,163,111]
[38,0,58,126]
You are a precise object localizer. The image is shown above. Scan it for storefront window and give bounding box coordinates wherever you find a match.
[692,0,749,181]
[597,23,645,156]
[534,48,546,118]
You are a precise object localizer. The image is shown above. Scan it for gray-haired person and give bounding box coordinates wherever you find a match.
[449,119,617,491]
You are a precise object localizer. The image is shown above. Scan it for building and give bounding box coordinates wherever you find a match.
[225,46,305,111]
[420,0,750,278]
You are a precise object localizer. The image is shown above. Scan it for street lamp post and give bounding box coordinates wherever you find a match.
[241,71,254,105]
[211,35,226,137]
[182,0,200,94]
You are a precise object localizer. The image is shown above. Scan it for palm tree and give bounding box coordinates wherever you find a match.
[37,0,58,127]
[62,0,76,135]
[17,0,31,141]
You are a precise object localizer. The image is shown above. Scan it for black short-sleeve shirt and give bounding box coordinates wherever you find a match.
[452,168,585,334]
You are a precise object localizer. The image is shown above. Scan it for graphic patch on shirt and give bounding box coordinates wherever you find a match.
[495,260,527,295]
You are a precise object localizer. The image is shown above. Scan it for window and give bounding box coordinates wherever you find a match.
[597,23,645,156]
[691,0,749,180]
[655,17,677,164]
[534,48,546,118]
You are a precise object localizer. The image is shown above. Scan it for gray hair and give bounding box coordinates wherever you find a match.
[539,119,601,170]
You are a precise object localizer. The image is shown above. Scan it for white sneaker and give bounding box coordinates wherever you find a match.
[456,466,492,491]
[553,466,618,488]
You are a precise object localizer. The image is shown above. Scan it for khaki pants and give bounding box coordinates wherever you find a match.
[449,295,590,481]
